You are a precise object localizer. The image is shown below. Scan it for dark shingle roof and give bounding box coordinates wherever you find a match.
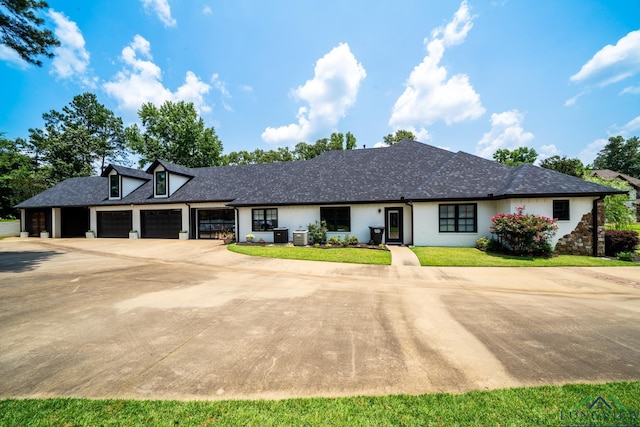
[16,176,107,208]
[102,164,152,180]
[591,169,640,189]
[15,140,625,209]
[498,164,626,197]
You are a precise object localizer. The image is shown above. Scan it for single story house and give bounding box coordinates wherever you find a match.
[590,169,640,221]
[16,140,624,256]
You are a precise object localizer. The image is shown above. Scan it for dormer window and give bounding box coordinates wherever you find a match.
[109,174,120,199]
[155,170,167,196]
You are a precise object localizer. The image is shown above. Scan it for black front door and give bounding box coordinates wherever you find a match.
[385,207,403,244]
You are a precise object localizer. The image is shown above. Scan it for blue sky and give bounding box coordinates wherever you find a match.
[1,0,639,165]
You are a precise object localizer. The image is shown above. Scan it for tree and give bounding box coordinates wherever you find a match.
[25,93,129,183]
[539,155,584,177]
[0,135,50,216]
[584,176,635,230]
[383,129,415,146]
[493,147,538,167]
[127,101,223,168]
[592,135,640,177]
[0,0,59,66]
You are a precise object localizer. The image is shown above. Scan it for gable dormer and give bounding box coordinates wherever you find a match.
[147,160,194,198]
[102,165,151,200]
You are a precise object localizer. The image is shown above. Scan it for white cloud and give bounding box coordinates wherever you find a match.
[240,84,253,93]
[48,9,94,87]
[262,43,366,144]
[621,85,640,95]
[211,73,232,112]
[570,30,640,87]
[538,144,561,164]
[141,0,176,27]
[475,110,534,159]
[0,45,30,69]
[389,0,484,130]
[578,138,607,165]
[202,5,213,15]
[622,115,640,133]
[103,35,211,113]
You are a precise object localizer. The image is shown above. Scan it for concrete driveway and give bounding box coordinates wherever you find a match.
[0,238,639,401]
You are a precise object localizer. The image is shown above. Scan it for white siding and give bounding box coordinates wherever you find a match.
[502,197,598,246]
[169,173,189,196]
[413,201,495,247]
[237,203,412,244]
[412,197,599,247]
[122,177,145,197]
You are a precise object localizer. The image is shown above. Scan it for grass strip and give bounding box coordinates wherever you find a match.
[1,382,638,426]
[228,244,391,265]
[411,247,639,267]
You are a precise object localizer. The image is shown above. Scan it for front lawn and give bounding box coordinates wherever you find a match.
[1,382,638,426]
[411,247,639,267]
[228,244,391,265]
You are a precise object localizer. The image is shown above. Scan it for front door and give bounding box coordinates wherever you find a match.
[385,207,403,244]
[30,211,46,236]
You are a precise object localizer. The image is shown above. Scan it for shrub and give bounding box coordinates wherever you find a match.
[344,235,359,246]
[475,237,489,251]
[487,238,504,253]
[490,206,558,256]
[327,236,342,245]
[617,251,635,262]
[308,220,327,244]
[604,230,640,257]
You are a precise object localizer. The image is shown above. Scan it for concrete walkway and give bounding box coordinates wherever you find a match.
[388,245,421,266]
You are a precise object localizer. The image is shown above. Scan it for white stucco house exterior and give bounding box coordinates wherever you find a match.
[16,140,623,256]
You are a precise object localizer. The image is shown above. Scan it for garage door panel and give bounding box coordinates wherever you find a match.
[98,211,132,238]
[141,210,182,239]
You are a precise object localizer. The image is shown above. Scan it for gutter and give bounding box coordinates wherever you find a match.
[402,197,414,246]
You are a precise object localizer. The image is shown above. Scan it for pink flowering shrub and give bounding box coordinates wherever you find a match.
[490,206,558,256]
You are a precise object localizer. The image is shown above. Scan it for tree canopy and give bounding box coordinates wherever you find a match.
[24,92,129,183]
[592,135,640,177]
[221,132,356,165]
[493,147,538,167]
[127,101,223,168]
[0,0,59,66]
[539,155,584,177]
[383,129,415,146]
[0,134,46,217]
[584,175,635,230]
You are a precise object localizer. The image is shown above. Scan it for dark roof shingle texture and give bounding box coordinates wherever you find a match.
[16,140,624,208]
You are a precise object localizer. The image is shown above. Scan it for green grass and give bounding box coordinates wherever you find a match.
[1,382,638,426]
[228,244,391,265]
[411,247,639,267]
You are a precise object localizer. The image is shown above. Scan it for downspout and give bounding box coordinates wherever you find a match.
[592,198,600,257]
[404,199,414,246]
[186,203,191,239]
[234,207,239,243]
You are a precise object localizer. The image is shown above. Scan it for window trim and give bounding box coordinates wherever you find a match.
[252,208,278,232]
[553,200,570,221]
[109,174,120,199]
[438,203,477,233]
[320,206,351,232]
[155,170,167,197]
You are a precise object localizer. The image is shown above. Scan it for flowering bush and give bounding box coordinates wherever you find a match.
[490,206,558,256]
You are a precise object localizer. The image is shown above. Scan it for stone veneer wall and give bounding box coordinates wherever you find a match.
[555,199,605,256]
